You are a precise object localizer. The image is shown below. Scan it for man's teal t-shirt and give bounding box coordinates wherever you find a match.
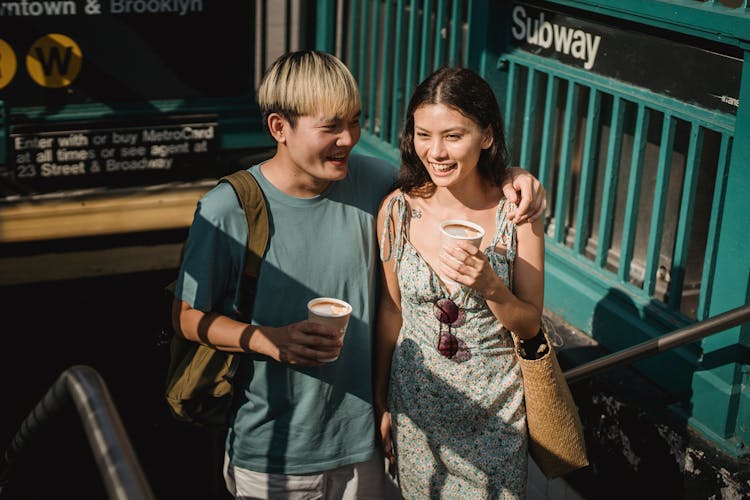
[176,154,396,474]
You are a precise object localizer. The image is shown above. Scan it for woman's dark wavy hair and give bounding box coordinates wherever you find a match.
[398,67,509,194]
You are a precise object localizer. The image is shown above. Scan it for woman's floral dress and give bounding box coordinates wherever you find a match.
[380,192,527,499]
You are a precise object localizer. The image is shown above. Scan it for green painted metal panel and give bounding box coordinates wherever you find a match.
[466,0,491,73]
[405,0,420,103]
[390,0,408,144]
[710,105,750,328]
[595,96,625,268]
[501,51,735,134]
[347,1,361,78]
[553,82,579,243]
[695,48,750,446]
[504,61,518,153]
[520,68,540,170]
[368,0,382,135]
[315,0,336,52]
[358,1,369,121]
[449,0,462,65]
[545,242,697,348]
[574,88,602,255]
[538,75,560,190]
[739,366,750,449]
[420,0,433,82]
[379,0,395,142]
[545,246,606,331]
[669,124,704,310]
[353,131,400,165]
[689,367,744,450]
[618,104,650,282]
[698,134,732,321]
[433,0,448,67]
[540,0,750,46]
[643,114,676,297]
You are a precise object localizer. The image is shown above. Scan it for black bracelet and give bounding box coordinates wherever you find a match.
[518,328,547,360]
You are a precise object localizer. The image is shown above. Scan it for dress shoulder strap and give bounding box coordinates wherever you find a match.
[490,198,518,264]
[379,191,409,268]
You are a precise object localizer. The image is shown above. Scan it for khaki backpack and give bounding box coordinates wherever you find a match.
[164,170,268,427]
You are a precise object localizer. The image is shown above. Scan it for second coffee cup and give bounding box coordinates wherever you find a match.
[439,219,485,286]
[307,297,352,362]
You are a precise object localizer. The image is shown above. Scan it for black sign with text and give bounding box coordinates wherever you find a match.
[0,1,253,106]
[510,2,741,115]
[0,1,252,197]
[6,116,218,195]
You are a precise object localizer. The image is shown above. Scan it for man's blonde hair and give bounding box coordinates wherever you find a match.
[257,50,361,129]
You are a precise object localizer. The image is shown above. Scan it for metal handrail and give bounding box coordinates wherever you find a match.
[0,365,156,500]
[564,303,750,384]
[2,307,748,498]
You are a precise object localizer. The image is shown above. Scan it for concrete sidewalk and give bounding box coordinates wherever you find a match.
[527,458,586,500]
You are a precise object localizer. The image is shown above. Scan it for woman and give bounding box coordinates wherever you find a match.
[375,67,546,498]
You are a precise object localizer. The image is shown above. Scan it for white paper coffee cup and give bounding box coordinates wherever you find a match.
[307,297,352,362]
[439,219,485,286]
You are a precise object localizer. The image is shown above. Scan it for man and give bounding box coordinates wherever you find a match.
[173,50,545,498]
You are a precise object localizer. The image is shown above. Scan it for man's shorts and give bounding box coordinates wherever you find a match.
[223,452,392,499]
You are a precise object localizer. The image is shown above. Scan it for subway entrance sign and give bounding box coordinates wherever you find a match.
[0,1,255,198]
[10,116,218,193]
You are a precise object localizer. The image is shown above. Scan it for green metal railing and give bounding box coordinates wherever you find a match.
[500,51,735,322]
[321,0,749,454]
[349,0,461,134]
[333,0,485,159]
[329,0,738,322]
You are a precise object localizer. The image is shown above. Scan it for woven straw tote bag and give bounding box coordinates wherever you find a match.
[512,322,589,478]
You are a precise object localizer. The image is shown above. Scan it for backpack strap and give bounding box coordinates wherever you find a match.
[219,170,269,323]
[217,169,269,381]
[165,170,268,297]
[219,170,270,280]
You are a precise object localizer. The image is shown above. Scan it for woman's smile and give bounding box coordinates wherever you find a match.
[414,103,492,186]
